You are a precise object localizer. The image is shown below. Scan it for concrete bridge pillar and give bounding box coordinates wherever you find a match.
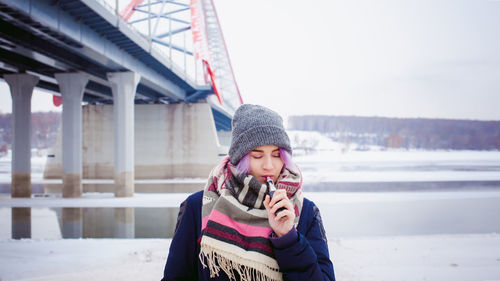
[4,73,39,198]
[55,73,89,198]
[107,72,140,197]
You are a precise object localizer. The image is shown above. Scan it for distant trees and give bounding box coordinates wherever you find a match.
[2,112,499,152]
[288,115,500,150]
[385,133,404,148]
[0,112,61,150]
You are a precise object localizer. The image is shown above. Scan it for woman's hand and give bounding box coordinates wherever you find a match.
[263,189,295,237]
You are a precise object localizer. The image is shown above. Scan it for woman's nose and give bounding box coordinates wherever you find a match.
[263,156,273,170]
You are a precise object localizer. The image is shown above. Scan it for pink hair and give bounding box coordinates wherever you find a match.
[235,148,297,175]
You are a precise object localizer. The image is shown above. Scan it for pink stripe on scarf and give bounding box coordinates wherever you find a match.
[204,226,273,253]
[202,209,272,238]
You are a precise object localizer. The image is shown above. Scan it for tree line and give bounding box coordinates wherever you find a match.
[1,112,499,152]
[288,115,500,150]
[0,112,61,154]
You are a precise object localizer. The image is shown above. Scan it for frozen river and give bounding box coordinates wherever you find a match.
[2,150,500,192]
[1,150,499,239]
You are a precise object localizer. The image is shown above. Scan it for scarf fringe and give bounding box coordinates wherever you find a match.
[199,244,283,281]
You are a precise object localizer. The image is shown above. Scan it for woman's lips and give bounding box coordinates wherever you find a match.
[262,175,274,181]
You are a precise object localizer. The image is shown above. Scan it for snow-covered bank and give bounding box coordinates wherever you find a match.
[0,193,191,208]
[332,234,500,281]
[294,150,500,183]
[2,149,500,184]
[1,234,499,281]
[0,239,167,281]
[2,191,500,208]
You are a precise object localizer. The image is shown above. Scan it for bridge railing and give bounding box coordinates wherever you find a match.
[95,0,205,86]
[93,0,242,113]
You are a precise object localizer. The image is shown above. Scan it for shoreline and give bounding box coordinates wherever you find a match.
[2,190,500,208]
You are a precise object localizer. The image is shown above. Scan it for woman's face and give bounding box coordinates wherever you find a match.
[249,145,284,184]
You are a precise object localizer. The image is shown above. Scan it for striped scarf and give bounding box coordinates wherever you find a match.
[199,156,303,281]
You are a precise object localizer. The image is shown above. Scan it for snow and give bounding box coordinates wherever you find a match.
[305,190,500,204]
[295,148,500,163]
[0,234,499,281]
[288,130,343,151]
[331,234,500,281]
[301,169,500,182]
[2,140,500,184]
[293,149,500,182]
[3,150,500,183]
[0,192,190,208]
[0,239,168,281]
[2,191,500,208]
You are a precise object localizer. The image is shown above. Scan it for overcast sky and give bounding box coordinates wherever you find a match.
[1,0,499,121]
[214,0,500,120]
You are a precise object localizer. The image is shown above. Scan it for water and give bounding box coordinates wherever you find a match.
[316,194,500,237]
[1,150,500,239]
[2,191,500,239]
[0,207,180,239]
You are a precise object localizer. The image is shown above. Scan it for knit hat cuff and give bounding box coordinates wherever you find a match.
[229,125,292,164]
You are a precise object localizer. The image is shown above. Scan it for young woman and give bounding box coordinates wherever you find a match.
[161,104,335,281]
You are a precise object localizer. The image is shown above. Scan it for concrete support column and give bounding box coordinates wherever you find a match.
[4,74,39,198]
[107,72,140,197]
[55,73,89,198]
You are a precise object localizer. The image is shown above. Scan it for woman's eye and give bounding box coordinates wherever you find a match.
[272,154,280,158]
[252,155,263,159]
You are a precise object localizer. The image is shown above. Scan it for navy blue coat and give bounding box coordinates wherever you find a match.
[162,190,335,281]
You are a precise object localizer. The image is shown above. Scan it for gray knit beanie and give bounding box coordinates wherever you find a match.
[229,104,292,164]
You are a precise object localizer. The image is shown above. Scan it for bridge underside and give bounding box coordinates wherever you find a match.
[0,0,235,198]
[0,0,232,129]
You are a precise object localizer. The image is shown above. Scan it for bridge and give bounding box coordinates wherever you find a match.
[0,0,242,197]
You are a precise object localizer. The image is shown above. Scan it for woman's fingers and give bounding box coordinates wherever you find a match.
[268,189,287,206]
[263,195,271,210]
[267,190,294,219]
[270,198,293,215]
[265,190,295,237]
[274,209,294,222]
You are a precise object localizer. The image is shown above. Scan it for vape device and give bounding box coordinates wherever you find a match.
[266,177,286,215]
